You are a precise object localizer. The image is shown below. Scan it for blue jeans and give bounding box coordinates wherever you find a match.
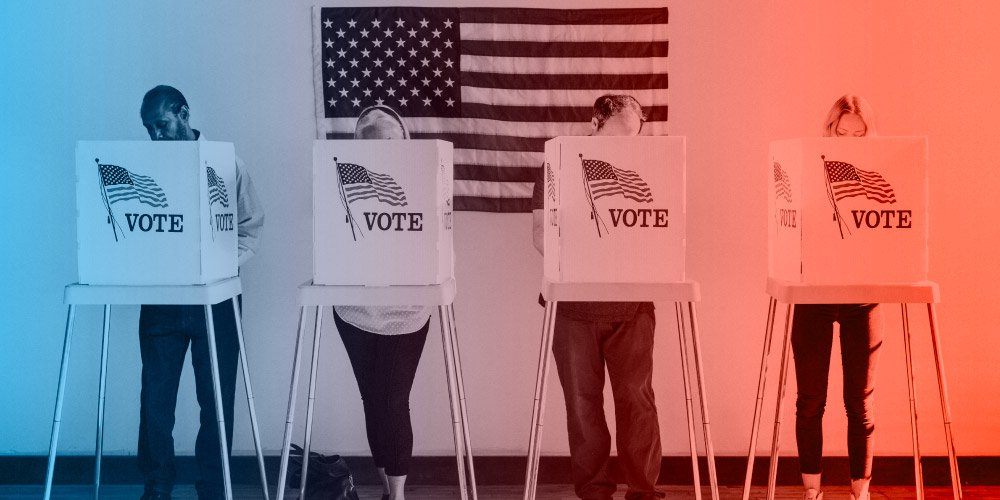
[551,310,662,500]
[137,297,240,498]
[791,303,883,480]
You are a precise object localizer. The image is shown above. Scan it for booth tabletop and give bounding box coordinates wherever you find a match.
[63,277,243,306]
[541,280,701,303]
[298,278,457,306]
[766,277,940,304]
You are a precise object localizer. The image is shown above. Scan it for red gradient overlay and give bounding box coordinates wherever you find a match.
[0,1,997,480]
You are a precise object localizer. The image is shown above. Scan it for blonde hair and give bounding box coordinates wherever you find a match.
[823,94,877,137]
[354,105,410,139]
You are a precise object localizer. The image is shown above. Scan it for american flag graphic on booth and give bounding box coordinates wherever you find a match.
[582,157,653,203]
[825,160,897,204]
[337,160,408,207]
[206,165,229,208]
[545,163,556,203]
[99,163,168,208]
[773,161,792,202]
[315,7,669,212]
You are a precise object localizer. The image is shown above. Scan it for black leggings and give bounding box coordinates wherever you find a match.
[334,310,429,476]
[791,303,883,480]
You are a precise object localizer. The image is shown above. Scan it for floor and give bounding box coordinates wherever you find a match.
[4,485,997,500]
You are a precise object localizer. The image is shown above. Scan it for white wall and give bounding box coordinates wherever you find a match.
[2,0,999,458]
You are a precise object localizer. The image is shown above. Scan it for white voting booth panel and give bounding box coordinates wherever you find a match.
[544,136,685,284]
[313,140,454,286]
[76,141,238,285]
[768,137,928,285]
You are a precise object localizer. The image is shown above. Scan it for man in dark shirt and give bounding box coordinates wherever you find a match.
[531,94,661,500]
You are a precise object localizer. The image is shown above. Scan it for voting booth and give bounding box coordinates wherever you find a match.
[747,136,963,500]
[281,141,476,500]
[526,136,721,500]
[312,139,454,286]
[76,141,238,286]
[543,136,686,283]
[768,137,928,284]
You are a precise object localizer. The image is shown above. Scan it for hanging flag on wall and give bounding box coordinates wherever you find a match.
[313,6,669,212]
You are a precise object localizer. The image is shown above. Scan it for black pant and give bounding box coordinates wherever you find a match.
[137,298,240,498]
[791,303,883,480]
[551,310,661,500]
[334,310,429,477]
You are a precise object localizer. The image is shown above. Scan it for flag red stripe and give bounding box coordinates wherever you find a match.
[460,7,668,25]
[462,40,669,58]
[462,72,669,90]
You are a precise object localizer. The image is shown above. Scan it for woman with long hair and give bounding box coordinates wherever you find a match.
[794,94,883,500]
[335,105,431,500]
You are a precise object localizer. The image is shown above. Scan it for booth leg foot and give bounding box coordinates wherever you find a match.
[687,303,720,500]
[447,304,478,500]
[204,305,234,500]
[766,304,795,500]
[94,305,111,500]
[44,305,77,500]
[439,306,470,500]
[523,301,557,500]
[927,304,962,500]
[300,306,326,498]
[277,307,310,500]
[232,299,270,500]
[901,304,925,500]
[743,297,778,500]
[675,302,703,500]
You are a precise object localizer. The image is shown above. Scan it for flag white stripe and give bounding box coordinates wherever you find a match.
[461,55,669,74]
[462,87,669,107]
[457,149,543,168]
[321,117,668,138]
[460,23,668,42]
[455,179,532,198]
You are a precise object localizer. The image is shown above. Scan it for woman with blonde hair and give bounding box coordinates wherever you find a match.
[335,105,430,500]
[793,94,883,500]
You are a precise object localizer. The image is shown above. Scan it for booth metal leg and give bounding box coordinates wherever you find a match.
[766,304,795,500]
[439,306,470,500]
[232,299,270,500]
[94,305,111,500]
[687,302,720,500]
[901,304,925,500]
[743,297,778,500]
[277,307,310,500]
[926,304,963,500]
[447,304,479,500]
[300,306,326,498]
[675,302,703,500]
[204,305,234,500]
[523,301,557,500]
[44,305,77,500]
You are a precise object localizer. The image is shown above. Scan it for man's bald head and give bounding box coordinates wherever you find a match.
[140,85,195,141]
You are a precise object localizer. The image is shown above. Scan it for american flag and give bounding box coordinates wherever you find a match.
[545,163,556,202]
[773,161,792,202]
[337,161,408,206]
[99,163,168,208]
[206,165,230,208]
[315,7,669,212]
[825,160,896,204]
[582,157,653,203]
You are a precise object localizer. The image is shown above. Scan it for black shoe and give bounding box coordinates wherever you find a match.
[139,491,171,500]
[381,495,390,500]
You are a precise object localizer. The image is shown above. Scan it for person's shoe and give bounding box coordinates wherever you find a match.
[849,492,870,500]
[139,491,171,500]
[803,488,823,500]
[381,494,390,500]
